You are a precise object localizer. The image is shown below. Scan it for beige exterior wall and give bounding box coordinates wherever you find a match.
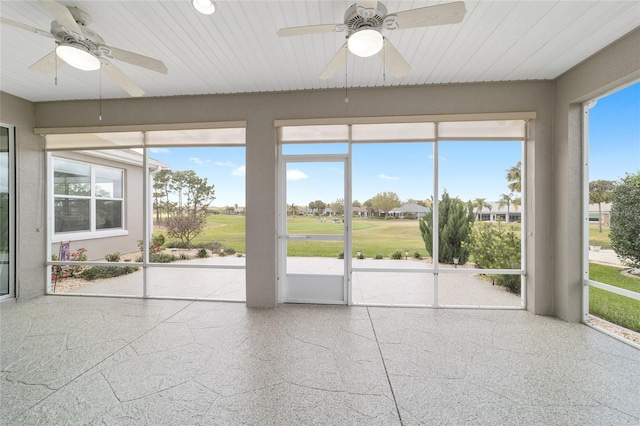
[50,151,144,262]
[2,27,638,316]
[0,92,46,300]
[552,27,640,322]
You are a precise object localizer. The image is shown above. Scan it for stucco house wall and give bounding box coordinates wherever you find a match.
[49,150,146,262]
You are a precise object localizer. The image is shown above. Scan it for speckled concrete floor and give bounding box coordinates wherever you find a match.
[2,296,639,425]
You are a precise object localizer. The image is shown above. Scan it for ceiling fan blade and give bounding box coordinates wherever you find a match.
[357,1,378,9]
[40,0,83,35]
[101,62,145,97]
[378,39,410,78]
[28,51,64,73]
[278,24,340,37]
[393,1,467,30]
[0,17,54,38]
[107,46,168,74]
[320,44,348,80]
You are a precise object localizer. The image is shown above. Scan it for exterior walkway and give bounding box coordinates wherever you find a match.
[60,257,521,307]
[2,296,639,425]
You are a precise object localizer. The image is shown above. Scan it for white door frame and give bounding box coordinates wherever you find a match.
[278,153,351,304]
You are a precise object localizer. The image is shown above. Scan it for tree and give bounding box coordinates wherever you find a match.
[288,203,299,216]
[506,161,522,193]
[405,198,427,207]
[308,200,326,215]
[329,198,344,215]
[370,191,401,218]
[152,169,172,224]
[589,179,615,233]
[473,197,491,221]
[165,214,206,247]
[610,173,640,269]
[363,199,374,216]
[419,190,475,264]
[157,169,216,247]
[498,192,519,223]
[352,200,361,207]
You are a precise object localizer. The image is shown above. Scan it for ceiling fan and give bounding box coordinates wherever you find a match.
[278,1,466,80]
[0,0,168,97]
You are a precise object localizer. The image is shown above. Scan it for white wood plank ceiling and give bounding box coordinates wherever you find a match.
[1,1,638,102]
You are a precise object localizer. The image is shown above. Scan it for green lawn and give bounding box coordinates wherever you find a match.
[156,215,428,258]
[589,263,640,333]
[589,224,611,248]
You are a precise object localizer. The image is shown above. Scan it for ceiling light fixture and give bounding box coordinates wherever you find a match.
[347,29,383,58]
[192,0,216,15]
[56,44,101,71]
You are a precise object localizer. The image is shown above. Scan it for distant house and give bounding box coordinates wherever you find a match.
[352,206,369,217]
[389,203,431,219]
[479,202,522,223]
[588,202,611,226]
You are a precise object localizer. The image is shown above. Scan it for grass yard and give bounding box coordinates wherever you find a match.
[589,224,611,248]
[156,215,428,258]
[589,262,640,333]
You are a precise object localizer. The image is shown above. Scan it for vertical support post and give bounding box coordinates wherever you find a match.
[582,103,592,322]
[142,132,149,298]
[433,123,440,307]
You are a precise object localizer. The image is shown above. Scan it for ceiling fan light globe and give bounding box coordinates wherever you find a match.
[192,0,216,15]
[56,44,100,71]
[348,29,383,57]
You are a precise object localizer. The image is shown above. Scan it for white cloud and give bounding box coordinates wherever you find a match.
[215,160,236,167]
[150,148,170,153]
[189,157,212,166]
[379,174,399,180]
[287,169,308,181]
[232,165,246,176]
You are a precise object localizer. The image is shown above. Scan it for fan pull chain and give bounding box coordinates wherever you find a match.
[383,39,387,83]
[344,49,349,103]
[54,51,58,86]
[98,68,102,121]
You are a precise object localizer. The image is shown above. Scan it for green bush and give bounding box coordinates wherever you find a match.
[105,252,121,262]
[197,248,208,258]
[81,265,138,281]
[466,222,521,294]
[419,190,475,265]
[375,254,383,259]
[610,172,640,268]
[390,251,403,260]
[337,252,344,259]
[413,251,423,260]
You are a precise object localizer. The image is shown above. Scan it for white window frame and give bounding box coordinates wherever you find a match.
[50,155,127,243]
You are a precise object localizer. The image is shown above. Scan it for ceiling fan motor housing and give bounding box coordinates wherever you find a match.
[344,2,388,31]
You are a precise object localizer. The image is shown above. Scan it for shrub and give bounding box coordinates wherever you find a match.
[375,254,383,259]
[413,251,423,260]
[105,252,121,262]
[391,251,403,260]
[178,253,190,260]
[610,172,640,269]
[236,253,243,257]
[224,247,237,255]
[80,265,138,281]
[357,252,365,259]
[150,253,177,263]
[197,248,208,258]
[467,222,521,294]
[419,190,475,265]
[337,252,344,259]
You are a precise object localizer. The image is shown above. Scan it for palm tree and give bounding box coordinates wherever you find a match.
[473,197,491,221]
[498,193,517,223]
[589,180,614,233]
[506,161,522,193]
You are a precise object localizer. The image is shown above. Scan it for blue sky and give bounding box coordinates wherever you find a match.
[148,81,639,207]
[588,81,640,182]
